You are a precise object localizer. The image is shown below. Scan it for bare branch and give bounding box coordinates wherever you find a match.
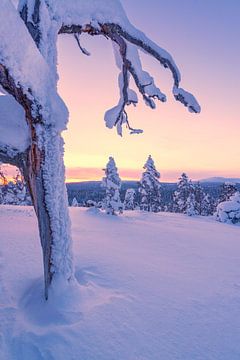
[73,34,91,56]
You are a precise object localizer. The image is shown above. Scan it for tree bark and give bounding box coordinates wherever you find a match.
[21,144,53,300]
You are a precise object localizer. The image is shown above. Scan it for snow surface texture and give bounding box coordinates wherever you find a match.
[1,206,240,359]
[216,192,240,224]
[0,95,30,154]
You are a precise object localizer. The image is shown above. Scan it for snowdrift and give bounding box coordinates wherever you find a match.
[0,206,240,359]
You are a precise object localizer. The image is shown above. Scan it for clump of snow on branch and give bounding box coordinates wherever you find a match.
[0,0,68,131]
[216,192,240,224]
[102,157,123,215]
[0,95,30,154]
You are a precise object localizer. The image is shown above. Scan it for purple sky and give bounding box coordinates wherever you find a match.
[55,0,240,182]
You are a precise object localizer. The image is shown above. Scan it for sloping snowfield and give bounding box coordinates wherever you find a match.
[1,206,240,360]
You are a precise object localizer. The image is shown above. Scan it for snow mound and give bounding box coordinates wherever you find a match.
[216,192,240,224]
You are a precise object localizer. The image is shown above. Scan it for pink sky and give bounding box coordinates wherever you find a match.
[55,0,240,183]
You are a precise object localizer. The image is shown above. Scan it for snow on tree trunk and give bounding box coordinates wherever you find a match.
[17,1,74,298]
[20,130,74,299]
[139,155,161,212]
[102,157,123,215]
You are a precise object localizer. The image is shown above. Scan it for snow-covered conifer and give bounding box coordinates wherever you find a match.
[186,192,197,216]
[71,197,78,207]
[201,193,215,216]
[124,188,136,210]
[102,157,123,215]
[218,182,237,204]
[139,155,161,212]
[173,173,192,213]
[216,192,240,224]
[0,170,31,205]
[193,182,213,216]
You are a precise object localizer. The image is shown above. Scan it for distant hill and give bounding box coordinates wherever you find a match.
[200,177,240,184]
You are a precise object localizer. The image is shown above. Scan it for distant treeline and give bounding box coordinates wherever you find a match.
[66,181,240,208]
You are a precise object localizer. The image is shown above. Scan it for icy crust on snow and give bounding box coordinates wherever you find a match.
[0,0,68,132]
[0,95,30,153]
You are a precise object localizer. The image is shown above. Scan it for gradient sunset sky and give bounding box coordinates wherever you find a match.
[56,0,240,183]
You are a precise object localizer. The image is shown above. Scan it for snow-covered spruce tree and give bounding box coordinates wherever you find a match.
[194,181,213,216]
[216,192,240,224]
[218,182,238,204]
[0,168,30,205]
[201,193,215,216]
[186,191,197,216]
[102,157,123,215]
[0,0,200,299]
[173,173,192,213]
[124,188,136,210]
[71,197,78,207]
[139,155,162,212]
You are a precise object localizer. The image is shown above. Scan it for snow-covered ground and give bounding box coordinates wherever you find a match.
[1,206,240,360]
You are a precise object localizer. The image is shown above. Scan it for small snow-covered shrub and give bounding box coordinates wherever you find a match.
[216,192,240,224]
[71,197,78,207]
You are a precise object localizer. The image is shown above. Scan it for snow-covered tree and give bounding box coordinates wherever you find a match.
[124,188,136,210]
[194,182,214,216]
[201,193,215,216]
[102,157,123,215]
[218,182,238,204]
[0,169,31,205]
[0,0,200,298]
[173,173,193,213]
[139,155,161,212]
[216,192,240,224]
[71,197,78,207]
[186,191,197,216]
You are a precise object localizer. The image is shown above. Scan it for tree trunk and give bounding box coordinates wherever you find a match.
[22,132,73,300]
[21,143,53,299]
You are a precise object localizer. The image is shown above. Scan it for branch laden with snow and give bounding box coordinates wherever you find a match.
[60,21,201,134]
[19,0,201,136]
